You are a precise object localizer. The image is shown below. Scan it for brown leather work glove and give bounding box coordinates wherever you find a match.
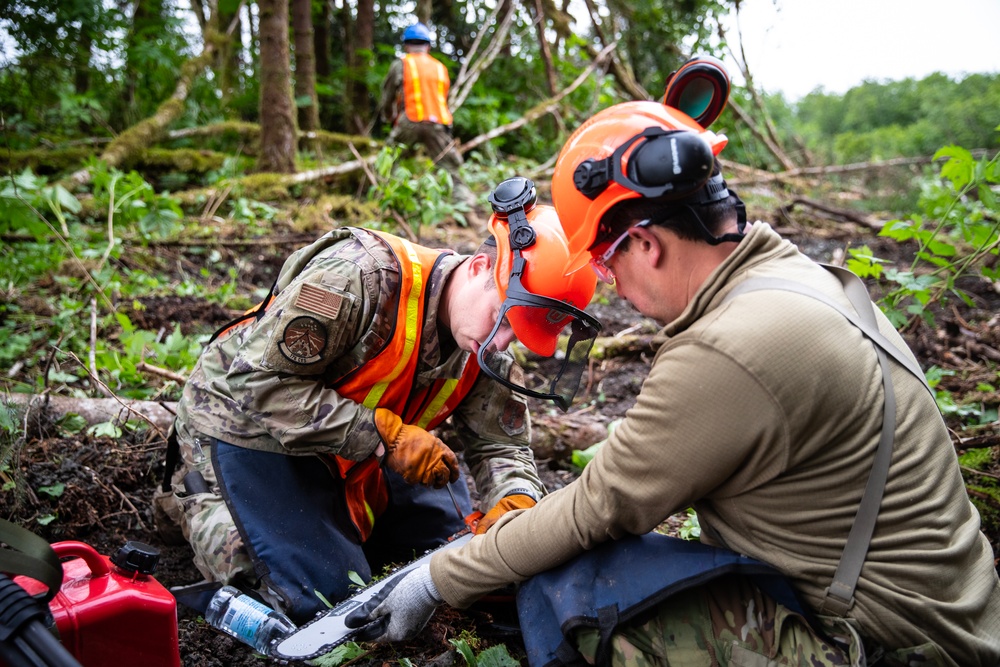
[374,408,459,488]
[474,494,536,534]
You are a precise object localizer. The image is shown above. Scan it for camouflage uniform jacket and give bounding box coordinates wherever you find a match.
[378,59,406,125]
[432,222,1000,666]
[174,227,545,509]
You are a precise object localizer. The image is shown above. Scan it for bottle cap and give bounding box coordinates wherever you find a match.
[111,541,160,575]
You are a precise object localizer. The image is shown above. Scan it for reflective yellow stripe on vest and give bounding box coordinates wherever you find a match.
[403,56,425,121]
[416,378,460,429]
[363,238,423,408]
[436,62,448,111]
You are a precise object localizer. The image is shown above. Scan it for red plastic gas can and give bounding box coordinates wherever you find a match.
[14,540,180,667]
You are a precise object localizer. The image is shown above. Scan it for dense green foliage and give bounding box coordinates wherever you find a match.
[3,1,998,171]
[793,74,1000,164]
[1,5,999,660]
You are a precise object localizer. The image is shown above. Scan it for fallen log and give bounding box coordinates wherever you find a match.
[4,394,176,434]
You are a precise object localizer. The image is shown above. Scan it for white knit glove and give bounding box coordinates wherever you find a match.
[344,564,443,643]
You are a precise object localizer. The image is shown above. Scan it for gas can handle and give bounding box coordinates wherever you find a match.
[51,541,111,577]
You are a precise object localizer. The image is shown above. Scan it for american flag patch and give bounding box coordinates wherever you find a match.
[296,283,344,319]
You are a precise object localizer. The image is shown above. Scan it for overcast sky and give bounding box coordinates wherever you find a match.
[719,0,1000,100]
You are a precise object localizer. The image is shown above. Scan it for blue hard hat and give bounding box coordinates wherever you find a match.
[402,22,432,43]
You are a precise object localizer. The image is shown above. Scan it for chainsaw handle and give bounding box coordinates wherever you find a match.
[50,542,110,578]
[465,511,484,532]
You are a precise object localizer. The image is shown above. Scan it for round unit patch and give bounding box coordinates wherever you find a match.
[279,316,327,364]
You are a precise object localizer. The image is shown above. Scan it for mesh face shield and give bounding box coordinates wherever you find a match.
[477,178,602,411]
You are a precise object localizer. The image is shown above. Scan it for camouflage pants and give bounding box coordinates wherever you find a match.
[152,429,256,588]
[572,575,950,667]
[574,575,850,667]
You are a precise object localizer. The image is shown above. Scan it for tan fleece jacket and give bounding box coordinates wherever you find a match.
[430,223,1000,666]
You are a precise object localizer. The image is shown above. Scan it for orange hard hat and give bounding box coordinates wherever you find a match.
[552,100,730,271]
[488,202,598,357]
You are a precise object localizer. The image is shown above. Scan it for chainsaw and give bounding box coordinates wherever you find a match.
[270,530,474,661]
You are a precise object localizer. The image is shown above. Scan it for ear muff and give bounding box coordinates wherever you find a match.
[626,131,715,193]
[662,55,731,129]
[571,127,716,201]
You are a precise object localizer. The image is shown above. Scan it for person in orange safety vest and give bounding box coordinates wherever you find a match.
[378,21,478,211]
[154,178,601,624]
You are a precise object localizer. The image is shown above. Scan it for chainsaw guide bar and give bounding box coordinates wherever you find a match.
[271,532,474,661]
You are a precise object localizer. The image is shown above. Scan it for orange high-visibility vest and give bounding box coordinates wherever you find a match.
[213,230,480,541]
[401,53,453,125]
[330,230,479,540]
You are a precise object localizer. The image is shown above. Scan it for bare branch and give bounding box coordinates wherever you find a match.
[458,43,617,155]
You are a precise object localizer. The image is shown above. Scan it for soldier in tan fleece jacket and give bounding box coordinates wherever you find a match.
[346,101,1000,666]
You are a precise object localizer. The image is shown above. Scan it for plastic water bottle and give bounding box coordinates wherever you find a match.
[205,586,296,655]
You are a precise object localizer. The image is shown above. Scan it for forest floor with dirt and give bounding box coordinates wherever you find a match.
[2,210,999,666]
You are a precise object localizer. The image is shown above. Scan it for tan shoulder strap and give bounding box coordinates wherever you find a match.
[721,265,931,616]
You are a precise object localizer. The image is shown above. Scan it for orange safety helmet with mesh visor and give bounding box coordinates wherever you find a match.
[477,177,602,411]
[552,100,743,274]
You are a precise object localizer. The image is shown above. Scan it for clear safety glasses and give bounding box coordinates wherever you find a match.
[589,220,653,284]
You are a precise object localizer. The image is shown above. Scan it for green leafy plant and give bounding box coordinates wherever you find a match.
[89,161,184,239]
[449,637,520,667]
[307,642,367,666]
[1,169,81,239]
[925,366,996,426]
[570,419,622,471]
[37,483,65,500]
[849,142,1000,328]
[0,403,22,495]
[679,509,701,541]
[368,146,470,233]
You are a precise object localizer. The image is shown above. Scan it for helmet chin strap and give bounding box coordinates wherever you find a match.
[660,176,748,246]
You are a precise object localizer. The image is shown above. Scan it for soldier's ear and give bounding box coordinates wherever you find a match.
[468,252,493,278]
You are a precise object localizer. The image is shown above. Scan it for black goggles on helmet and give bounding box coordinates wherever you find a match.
[478,178,603,411]
[576,127,747,245]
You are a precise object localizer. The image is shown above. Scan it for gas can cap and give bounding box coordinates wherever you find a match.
[111,541,161,575]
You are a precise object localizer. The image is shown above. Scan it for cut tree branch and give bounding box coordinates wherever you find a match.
[581,0,648,100]
[450,2,517,111]
[458,43,616,155]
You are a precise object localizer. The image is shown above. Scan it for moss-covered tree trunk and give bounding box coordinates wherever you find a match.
[257,0,297,173]
[64,43,216,188]
[291,0,320,139]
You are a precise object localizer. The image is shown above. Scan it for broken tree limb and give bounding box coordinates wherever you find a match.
[64,43,217,188]
[288,156,374,183]
[726,98,797,172]
[581,0,649,101]
[780,196,884,230]
[590,334,658,360]
[450,2,517,112]
[723,11,809,168]
[530,0,558,96]
[4,394,177,434]
[727,150,992,187]
[457,42,616,155]
[136,362,187,384]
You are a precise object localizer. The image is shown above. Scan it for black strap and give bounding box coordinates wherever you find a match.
[160,426,180,493]
[162,280,279,490]
[207,279,278,345]
[721,265,931,616]
[0,519,62,604]
[595,604,620,667]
